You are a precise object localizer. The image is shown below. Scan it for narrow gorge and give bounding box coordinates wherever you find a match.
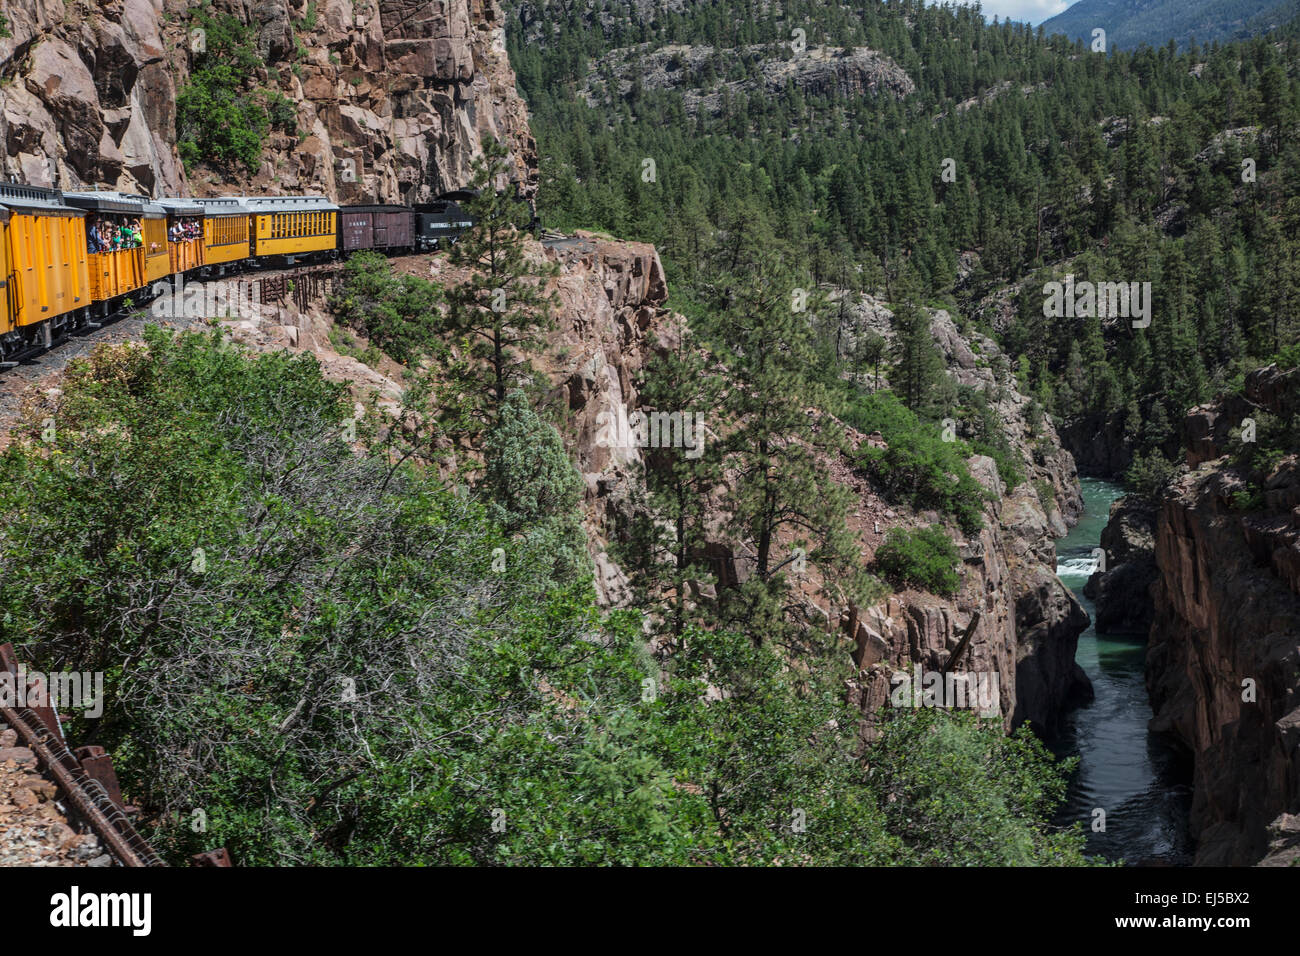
[0,0,1297,879]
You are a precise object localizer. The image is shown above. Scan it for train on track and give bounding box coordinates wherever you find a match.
[0,183,488,365]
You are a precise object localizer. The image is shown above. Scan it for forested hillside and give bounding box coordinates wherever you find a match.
[508,0,1300,485]
[1039,0,1300,51]
[1,0,1296,874]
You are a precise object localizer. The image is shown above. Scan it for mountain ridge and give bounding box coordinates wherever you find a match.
[1038,0,1300,50]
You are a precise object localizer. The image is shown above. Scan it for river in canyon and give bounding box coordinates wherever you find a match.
[1049,477,1195,864]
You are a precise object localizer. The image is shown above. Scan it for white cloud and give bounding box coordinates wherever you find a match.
[939,0,1078,26]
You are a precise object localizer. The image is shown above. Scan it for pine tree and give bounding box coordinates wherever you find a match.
[711,247,859,640]
[625,330,725,640]
[890,269,945,417]
[444,138,559,426]
[482,390,591,584]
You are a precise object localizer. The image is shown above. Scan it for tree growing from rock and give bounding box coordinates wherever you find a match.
[443,138,559,427]
[705,243,863,644]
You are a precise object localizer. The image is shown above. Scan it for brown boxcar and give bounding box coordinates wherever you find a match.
[340,205,414,253]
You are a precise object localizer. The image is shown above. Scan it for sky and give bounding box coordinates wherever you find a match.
[948,0,1079,26]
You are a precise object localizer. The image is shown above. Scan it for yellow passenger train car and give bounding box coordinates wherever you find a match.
[238,196,339,263]
[142,209,171,286]
[62,192,161,309]
[193,198,251,273]
[0,205,12,342]
[156,198,206,275]
[0,184,90,355]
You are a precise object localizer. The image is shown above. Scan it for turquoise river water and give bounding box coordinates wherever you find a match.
[1049,477,1195,864]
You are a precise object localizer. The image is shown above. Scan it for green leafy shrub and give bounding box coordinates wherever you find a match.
[1125,451,1178,500]
[867,709,1088,865]
[329,251,444,365]
[846,391,988,535]
[176,6,288,172]
[873,524,961,595]
[0,328,1092,866]
[1033,478,1057,516]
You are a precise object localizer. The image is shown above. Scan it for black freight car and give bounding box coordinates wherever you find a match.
[339,204,414,254]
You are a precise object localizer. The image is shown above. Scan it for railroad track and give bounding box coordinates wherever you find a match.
[0,642,229,868]
[0,261,346,439]
[0,258,345,374]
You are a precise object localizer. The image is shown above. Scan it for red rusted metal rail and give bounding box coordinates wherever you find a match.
[0,642,230,867]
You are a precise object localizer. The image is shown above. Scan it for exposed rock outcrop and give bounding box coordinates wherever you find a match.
[836,293,1083,529]
[1184,364,1300,468]
[0,0,536,201]
[577,43,916,117]
[1059,409,1135,479]
[1084,495,1157,635]
[806,295,1091,734]
[1145,370,1300,865]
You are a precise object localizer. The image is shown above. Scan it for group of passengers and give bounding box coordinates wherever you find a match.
[168,217,203,242]
[87,216,142,253]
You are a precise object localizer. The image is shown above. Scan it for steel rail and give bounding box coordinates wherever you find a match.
[0,701,165,867]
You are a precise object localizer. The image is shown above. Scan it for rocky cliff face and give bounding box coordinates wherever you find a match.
[0,0,1093,748]
[1084,494,1157,635]
[0,0,536,201]
[840,302,1090,736]
[1143,366,1300,865]
[58,232,1091,737]
[577,43,916,117]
